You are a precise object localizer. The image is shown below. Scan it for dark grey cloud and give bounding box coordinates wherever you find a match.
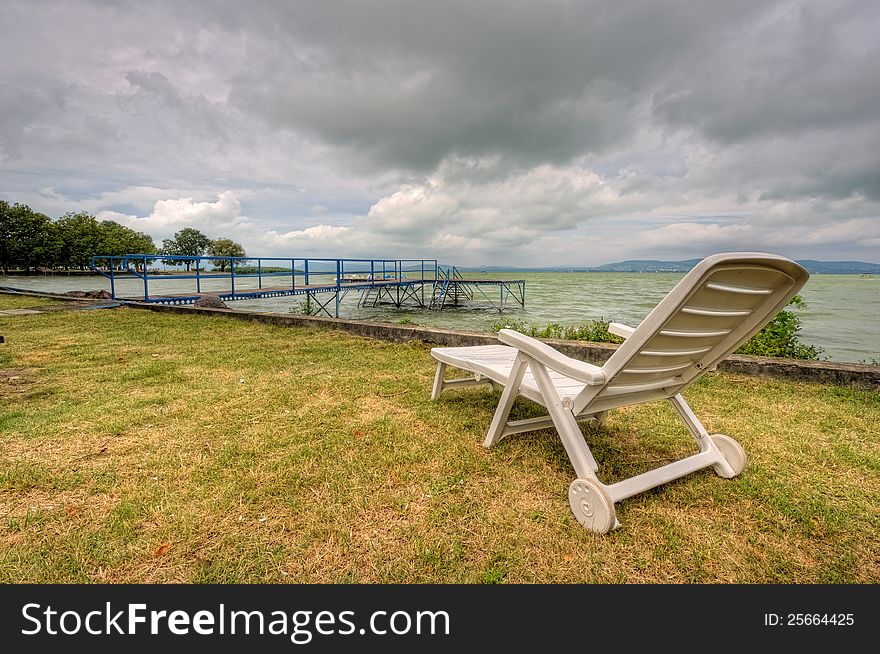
[227,0,770,172]
[0,81,68,160]
[0,0,878,264]
[652,2,880,143]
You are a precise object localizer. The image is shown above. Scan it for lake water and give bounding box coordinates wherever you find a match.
[2,271,877,364]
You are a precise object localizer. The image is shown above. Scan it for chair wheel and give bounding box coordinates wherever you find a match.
[568,478,616,534]
[710,434,747,477]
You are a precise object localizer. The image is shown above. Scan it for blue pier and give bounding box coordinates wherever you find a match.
[89,255,526,317]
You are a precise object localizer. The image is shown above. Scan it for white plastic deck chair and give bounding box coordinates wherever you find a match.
[430,253,809,533]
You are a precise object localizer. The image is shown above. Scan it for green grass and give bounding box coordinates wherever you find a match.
[0,306,878,583]
[0,294,67,310]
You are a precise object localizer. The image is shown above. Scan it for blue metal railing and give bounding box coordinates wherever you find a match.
[88,255,441,312]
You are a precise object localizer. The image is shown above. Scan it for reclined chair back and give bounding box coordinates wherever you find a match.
[574,253,809,414]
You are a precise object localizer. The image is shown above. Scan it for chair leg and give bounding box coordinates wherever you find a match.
[668,393,742,478]
[528,358,600,477]
[591,410,608,427]
[431,362,447,400]
[526,359,612,532]
[667,393,709,446]
[484,354,528,448]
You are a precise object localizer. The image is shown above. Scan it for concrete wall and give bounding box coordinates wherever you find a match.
[129,301,880,389]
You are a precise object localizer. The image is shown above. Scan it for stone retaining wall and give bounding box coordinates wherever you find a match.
[3,289,877,388]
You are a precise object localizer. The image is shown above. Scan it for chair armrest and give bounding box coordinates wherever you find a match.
[608,322,635,339]
[497,330,606,385]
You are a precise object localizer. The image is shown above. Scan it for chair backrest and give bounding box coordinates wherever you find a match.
[575,253,809,412]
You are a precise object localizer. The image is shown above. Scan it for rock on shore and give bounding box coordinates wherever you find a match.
[193,295,229,309]
[64,289,113,299]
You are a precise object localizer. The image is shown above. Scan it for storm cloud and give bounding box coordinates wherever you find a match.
[1,0,878,265]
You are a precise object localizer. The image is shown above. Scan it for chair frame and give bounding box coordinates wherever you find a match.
[429,253,808,533]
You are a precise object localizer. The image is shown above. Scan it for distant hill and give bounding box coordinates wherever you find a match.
[467,259,880,274]
[792,260,880,274]
[588,259,701,273]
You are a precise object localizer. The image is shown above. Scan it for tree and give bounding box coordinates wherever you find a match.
[0,201,60,273]
[100,221,156,256]
[99,220,157,269]
[161,228,212,271]
[56,212,106,270]
[0,202,158,273]
[208,238,246,272]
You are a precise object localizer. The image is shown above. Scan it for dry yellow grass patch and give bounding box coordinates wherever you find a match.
[1,306,878,583]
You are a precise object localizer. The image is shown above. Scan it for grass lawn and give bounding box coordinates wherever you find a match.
[1,300,878,583]
[0,294,68,310]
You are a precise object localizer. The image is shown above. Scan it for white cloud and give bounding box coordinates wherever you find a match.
[98,191,247,242]
[279,224,351,240]
[148,192,241,228]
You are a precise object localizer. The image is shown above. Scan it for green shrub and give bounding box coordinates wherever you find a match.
[735,296,821,359]
[288,298,322,316]
[490,318,623,344]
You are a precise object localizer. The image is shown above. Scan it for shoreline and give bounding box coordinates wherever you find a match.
[3,288,877,387]
[136,301,880,389]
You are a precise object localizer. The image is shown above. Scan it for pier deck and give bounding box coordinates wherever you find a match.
[90,255,525,317]
[427,272,525,312]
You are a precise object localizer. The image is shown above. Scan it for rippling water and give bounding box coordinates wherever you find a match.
[2,271,877,364]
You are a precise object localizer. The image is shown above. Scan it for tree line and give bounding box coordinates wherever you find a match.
[0,200,246,274]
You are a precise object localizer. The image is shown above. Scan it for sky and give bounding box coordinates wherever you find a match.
[1,0,879,267]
